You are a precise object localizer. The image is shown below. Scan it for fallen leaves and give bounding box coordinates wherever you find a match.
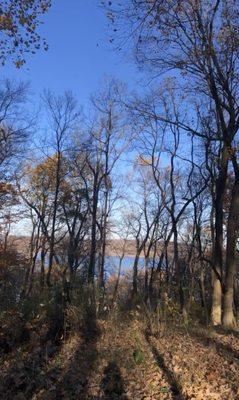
[0,316,239,399]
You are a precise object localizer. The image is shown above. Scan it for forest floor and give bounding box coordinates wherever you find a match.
[0,312,239,400]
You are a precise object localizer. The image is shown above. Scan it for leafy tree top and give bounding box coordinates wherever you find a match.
[0,0,51,67]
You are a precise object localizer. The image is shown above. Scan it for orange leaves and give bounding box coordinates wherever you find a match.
[14,59,25,68]
[137,155,152,166]
[0,182,15,196]
[0,182,18,208]
[29,154,63,192]
[0,0,51,67]
[0,14,13,31]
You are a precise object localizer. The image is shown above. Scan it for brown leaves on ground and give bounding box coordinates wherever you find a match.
[0,316,239,399]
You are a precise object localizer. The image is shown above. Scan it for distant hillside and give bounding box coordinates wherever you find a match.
[7,236,175,258]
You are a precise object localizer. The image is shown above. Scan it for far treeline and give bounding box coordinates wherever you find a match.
[0,0,239,333]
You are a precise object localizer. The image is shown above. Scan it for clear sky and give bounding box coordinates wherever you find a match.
[3,0,140,106]
[5,1,143,235]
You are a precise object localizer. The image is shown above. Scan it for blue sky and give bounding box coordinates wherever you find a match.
[6,1,143,235]
[3,0,140,106]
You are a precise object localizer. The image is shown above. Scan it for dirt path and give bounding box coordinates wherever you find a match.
[1,318,239,399]
[30,318,179,399]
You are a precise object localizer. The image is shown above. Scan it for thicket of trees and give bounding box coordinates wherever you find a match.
[104,0,239,327]
[0,0,239,338]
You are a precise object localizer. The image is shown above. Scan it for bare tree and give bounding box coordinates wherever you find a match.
[107,0,239,327]
[42,91,81,287]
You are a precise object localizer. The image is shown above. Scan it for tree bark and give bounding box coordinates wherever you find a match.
[132,252,140,299]
[173,222,186,317]
[47,151,61,287]
[211,145,228,325]
[199,269,209,325]
[211,270,222,326]
[88,181,98,284]
[222,180,239,328]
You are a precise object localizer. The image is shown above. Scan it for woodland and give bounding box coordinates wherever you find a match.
[0,1,239,399]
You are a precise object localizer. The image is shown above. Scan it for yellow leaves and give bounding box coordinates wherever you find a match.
[0,14,13,30]
[0,1,51,67]
[227,146,238,158]
[40,1,52,13]
[29,154,61,191]
[35,155,57,174]
[19,16,27,26]
[14,59,25,69]
[0,182,14,195]
[138,155,152,166]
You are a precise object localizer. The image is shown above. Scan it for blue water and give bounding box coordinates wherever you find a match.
[104,255,148,275]
[36,254,151,275]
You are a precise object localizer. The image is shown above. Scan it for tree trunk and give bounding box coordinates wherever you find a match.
[88,182,98,284]
[40,243,46,288]
[173,223,186,316]
[98,190,109,289]
[199,269,209,325]
[222,180,239,328]
[211,145,228,325]
[132,252,140,301]
[68,242,75,277]
[47,151,61,287]
[211,270,222,326]
[112,255,124,308]
[144,256,150,304]
[234,280,239,325]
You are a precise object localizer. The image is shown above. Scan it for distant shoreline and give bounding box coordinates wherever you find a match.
[8,236,166,258]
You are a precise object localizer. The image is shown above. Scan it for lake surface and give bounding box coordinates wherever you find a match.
[104,255,149,275]
[37,254,151,275]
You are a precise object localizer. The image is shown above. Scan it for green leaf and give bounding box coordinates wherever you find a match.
[133,347,144,365]
[160,386,170,393]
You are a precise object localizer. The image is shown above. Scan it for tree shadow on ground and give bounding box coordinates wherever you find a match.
[100,361,127,399]
[213,325,239,340]
[54,304,101,399]
[12,296,102,400]
[145,330,189,400]
[0,344,62,399]
[0,313,65,400]
[179,326,239,363]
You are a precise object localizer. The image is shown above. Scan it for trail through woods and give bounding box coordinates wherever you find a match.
[1,316,239,399]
